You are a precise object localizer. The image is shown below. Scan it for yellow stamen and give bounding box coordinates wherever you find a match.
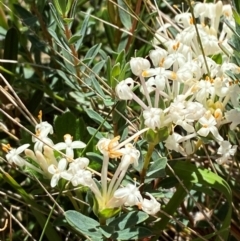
[36,129,41,136]
[108,136,122,158]
[38,110,42,121]
[64,134,73,140]
[171,72,177,80]
[190,17,193,25]
[2,143,11,153]
[142,71,148,77]
[160,58,165,67]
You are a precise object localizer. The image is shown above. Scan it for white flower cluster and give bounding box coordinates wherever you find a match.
[3,115,160,216]
[115,1,238,163]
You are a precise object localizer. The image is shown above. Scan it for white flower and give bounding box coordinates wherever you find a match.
[228,84,240,107]
[225,109,240,130]
[216,141,237,164]
[6,144,30,167]
[34,121,53,139]
[33,136,54,153]
[165,133,186,156]
[149,48,168,67]
[197,111,223,141]
[176,61,202,83]
[195,80,212,103]
[200,28,221,56]
[61,157,90,181]
[97,136,121,158]
[143,108,163,130]
[115,78,134,100]
[175,12,192,28]
[54,134,86,159]
[25,146,58,176]
[164,52,186,69]
[141,192,160,215]
[114,183,143,206]
[119,143,140,170]
[67,169,93,187]
[48,158,68,187]
[130,57,150,76]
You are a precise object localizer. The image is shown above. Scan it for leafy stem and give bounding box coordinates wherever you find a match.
[140,142,155,184]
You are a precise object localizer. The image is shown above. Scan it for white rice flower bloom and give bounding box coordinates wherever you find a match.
[48,158,68,187]
[149,48,168,67]
[175,12,192,28]
[61,157,90,181]
[222,4,233,19]
[197,111,223,141]
[32,119,54,152]
[176,61,202,83]
[114,183,143,207]
[165,133,186,156]
[221,63,240,75]
[195,80,213,104]
[196,56,218,77]
[216,141,237,165]
[31,114,53,152]
[54,134,86,159]
[97,136,121,158]
[33,136,54,153]
[143,108,163,130]
[25,146,58,176]
[115,78,134,100]
[5,144,30,167]
[119,143,140,170]
[66,169,93,187]
[143,75,167,96]
[225,109,240,130]
[141,192,160,216]
[200,27,221,56]
[34,121,53,138]
[228,84,240,107]
[164,52,186,70]
[130,57,150,76]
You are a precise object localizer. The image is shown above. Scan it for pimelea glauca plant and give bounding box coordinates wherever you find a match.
[0,0,240,240]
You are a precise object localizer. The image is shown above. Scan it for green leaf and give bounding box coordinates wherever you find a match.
[101,9,115,49]
[3,27,18,81]
[75,13,90,51]
[65,210,103,240]
[13,4,38,27]
[146,157,167,181]
[233,8,240,25]
[115,49,126,65]
[233,0,240,16]
[83,44,102,65]
[49,3,65,30]
[53,0,66,16]
[112,63,121,77]
[99,225,114,238]
[117,0,132,30]
[65,0,74,15]
[68,34,82,44]
[153,181,192,233]
[112,227,152,240]
[1,170,61,241]
[54,112,77,141]
[87,127,104,139]
[85,108,112,129]
[107,211,149,230]
[165,161,232,241]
